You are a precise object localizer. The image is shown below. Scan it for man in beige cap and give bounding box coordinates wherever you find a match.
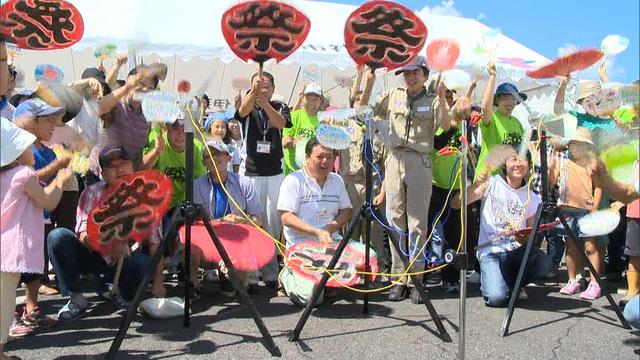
[373,56,449,303]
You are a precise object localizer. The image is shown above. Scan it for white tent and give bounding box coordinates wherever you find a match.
[8,0,555,111]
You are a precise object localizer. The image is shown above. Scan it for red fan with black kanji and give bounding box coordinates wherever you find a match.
[87,171,172,256]
[0,0,84,50]
[221,0,311,65]
[526,49,604,79]
[179,221,276,271]
[285,241,378,288]
[344,0,427,71]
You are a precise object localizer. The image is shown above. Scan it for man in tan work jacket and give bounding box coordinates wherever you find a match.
[373,56,450,304]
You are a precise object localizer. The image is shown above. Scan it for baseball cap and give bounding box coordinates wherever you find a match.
[99,145,130,168]
[81,67,111,95]
[394,56,429,75]
[303,83,323,97]
[13,98,65,121]
[8,88,35,107]
[205,139,231,155]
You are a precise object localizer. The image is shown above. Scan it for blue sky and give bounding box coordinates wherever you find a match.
[314,0,639,83]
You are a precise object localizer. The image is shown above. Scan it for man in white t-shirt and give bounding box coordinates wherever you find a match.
[277,137,352,305]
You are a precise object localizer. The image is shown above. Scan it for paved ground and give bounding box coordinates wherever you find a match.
[6,273,639,360]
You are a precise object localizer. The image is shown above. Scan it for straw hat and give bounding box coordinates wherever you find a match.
[570,126,594,145]
[1,117,37,166]
[577,81,602,103]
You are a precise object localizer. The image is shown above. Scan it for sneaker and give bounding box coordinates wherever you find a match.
[580,282,601,300]
[443,281,460,293]
[219,277,236,297]
[22,307,56,329]
[409,287,423,304]
[9,311,35,337]
[467,271,481,284]
[57,301,86,322]
[99,290,130,309]
[388,284,407,301]
[560,280,581,295]
[518,288,528,300]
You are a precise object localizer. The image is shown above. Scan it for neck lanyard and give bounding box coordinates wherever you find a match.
[405,88,427,141]
[254,109,269,140]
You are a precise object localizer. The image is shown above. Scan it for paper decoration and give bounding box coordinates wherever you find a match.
[221,0,311,64]
[141,91,181,124]
[601,142,639,185]
[526,49,604,79]
[231,77,251,92]
[426,38,461,72]
[285,241,378,288]
[334,75,354,89]
[34,63,64,83]
[1,0,84,50]
[177,79,191,94]
[179,221,276,271]
[601,34,630,56]
[498,57,536,69]
[87,171,172,256]
[34,82,84,123]
[344,0,427,70]
[578,206,622,237]
[51,145,90,175]
[316,124,351,150]
[93,43,117,59]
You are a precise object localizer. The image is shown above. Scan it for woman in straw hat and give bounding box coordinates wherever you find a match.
[0,118,72,360]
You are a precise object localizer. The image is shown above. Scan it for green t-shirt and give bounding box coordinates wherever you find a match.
[475,111,524,178]
[145,128,208,208]
[282,109,319,175]
[432,126,462,190]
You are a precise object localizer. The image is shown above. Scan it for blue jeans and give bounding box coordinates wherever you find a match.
[623,295,640,330]
[545,227,565,269]
[480,246,553,307]
[47,227,151,300]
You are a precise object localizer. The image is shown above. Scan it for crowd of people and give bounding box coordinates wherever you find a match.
[1,39,639,359]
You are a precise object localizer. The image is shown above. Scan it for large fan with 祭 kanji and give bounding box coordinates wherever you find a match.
[87,171,173,256]
[1,0,84,50]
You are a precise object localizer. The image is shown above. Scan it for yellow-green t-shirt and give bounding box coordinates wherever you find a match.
[475,111,524,179]
[283,109,319,175]
[144,128,208,208]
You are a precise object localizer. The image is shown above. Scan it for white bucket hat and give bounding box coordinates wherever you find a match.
[1,117,37,167]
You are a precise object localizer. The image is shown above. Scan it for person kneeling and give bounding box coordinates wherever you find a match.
[277,137,353,306]
[191,140,264,298]
[453,147,552,307]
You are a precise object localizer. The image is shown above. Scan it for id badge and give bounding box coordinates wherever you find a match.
[256,140,271,154]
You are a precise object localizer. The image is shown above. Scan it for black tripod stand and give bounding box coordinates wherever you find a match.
[499,130,631,337]
[288,115,451,342]
[106,103,281,358]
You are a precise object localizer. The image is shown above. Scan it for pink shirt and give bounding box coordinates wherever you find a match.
[628,199,640,219]
[0,166,45,273]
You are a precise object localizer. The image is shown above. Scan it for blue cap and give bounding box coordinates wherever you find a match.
[13,98,65,121]
[494,83,527,103]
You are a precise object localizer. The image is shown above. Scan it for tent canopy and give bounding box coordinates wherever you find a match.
[8,0,555,110]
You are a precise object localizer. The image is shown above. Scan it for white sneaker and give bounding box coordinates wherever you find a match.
[518,288,528,300]
[467,271,480,283]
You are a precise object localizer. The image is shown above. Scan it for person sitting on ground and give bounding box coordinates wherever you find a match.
[47,146,164,321]
[277,137,353,306]
[191,140,264,297]
[142,116,208,295]
[453,146,553,307]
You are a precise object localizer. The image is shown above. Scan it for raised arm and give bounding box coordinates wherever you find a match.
[465,79,477,100]
[451,173,490,209]
[238,76,259,118]
[350,64,365,103]
[105,54,128,89]
[598,61,609,84]
[553,75,569,115]
[481,62,497,126]
[435,78,451,131]
[359,67,376,107]
[24,166,72,210]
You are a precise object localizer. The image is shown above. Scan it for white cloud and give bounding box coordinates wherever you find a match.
[416,0,463,18]
[477,13,487,21]
[557,43,579,57]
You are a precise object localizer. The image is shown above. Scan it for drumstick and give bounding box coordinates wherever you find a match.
[110,256,124,296]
